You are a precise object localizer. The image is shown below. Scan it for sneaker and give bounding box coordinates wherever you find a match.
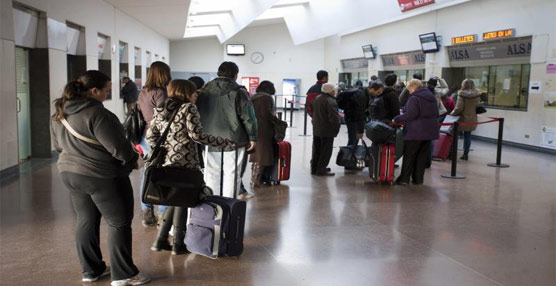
[141,209,156,227]
[168,225,175,237]
[111,273,150,286]
[150,240,172,252]
[82,266,110,282]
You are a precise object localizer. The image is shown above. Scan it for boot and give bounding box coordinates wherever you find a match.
[250,163,263,188]
[460,153,469,160]
[141,208,157,227]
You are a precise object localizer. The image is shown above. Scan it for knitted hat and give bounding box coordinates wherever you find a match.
[321,83,337,95]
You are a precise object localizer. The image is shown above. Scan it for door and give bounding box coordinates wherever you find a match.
[15,47,31,161]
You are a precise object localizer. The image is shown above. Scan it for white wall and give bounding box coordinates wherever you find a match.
[171,22,327,104]
[1,0,170,171]
[339,0,556,149]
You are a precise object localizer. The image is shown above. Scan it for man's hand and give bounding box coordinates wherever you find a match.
[246,141,256,152]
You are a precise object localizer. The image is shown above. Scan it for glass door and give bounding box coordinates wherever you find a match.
[15,47,31,161]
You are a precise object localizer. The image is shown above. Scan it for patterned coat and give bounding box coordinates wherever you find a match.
[146,98,231,169]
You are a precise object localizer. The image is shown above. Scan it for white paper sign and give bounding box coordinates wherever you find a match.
[503,79,511,90]
[529,81,542,94]
[541,127,556,149]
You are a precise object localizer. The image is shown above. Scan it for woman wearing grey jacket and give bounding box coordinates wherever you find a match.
[50,70,149,286]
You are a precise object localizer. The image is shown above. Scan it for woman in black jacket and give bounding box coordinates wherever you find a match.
[51,70,149,286]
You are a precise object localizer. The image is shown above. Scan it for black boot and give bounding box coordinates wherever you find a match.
[460,153,468,160]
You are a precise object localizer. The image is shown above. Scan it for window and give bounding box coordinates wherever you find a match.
[464,64,529,110]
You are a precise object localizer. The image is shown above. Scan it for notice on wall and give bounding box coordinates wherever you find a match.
[541,127,556,149]
[503,79,511,90]
[529,81,542,94]
[547,63,556,74]
[398,0,435,12]
[544,92,556,108]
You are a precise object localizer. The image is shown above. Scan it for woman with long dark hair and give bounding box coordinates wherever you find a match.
[137,61,172,226]
[51,70,149,286]
[147,79,233,255]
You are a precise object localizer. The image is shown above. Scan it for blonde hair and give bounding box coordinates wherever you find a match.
[407,79,423,90]
[167,79,196,102]
[145,61,171,91]
[461,79,475,91]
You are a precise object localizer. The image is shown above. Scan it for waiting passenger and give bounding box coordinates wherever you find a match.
[51,70,150,286]
[148,79,233,255]
[188,76,206,169]
[137,61,172,227]
[399,72,423,108]
[393,79,439,185]
[196,61,257,198]
[310,83,340,176]
[337,80,368,147]
[380,73,401,120]
[306,70,328,117]
[121,76,138,114]
[249,81,279,187]
[451,79,480,161]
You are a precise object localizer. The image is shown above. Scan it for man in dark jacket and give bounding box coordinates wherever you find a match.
[306,70,328,116]
[393,79,440,185]
[399,72,423,108]
[196,61,258,198]
[121,77,138,113]
[337,80,368,146]
[310,83,340,176]
[380,73,401,120]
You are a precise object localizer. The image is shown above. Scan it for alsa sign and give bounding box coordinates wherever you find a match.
[448,37,531,62]
[398,0,435,12]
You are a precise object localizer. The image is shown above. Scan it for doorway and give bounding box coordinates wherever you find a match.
[15,47,31,162]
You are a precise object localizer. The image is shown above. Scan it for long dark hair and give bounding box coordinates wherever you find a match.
[145,61,171,91]
[52,70,111,121]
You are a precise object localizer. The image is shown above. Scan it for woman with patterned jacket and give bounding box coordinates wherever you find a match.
[147,79,234,255]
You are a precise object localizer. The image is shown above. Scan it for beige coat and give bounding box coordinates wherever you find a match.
[451,90,480,132]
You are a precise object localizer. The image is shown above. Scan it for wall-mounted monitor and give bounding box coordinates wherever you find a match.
[362,45,375,59]
[226,44,245,55]
[419,32,439,53]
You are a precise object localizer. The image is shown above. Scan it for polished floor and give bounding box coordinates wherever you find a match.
[1,111,555,286]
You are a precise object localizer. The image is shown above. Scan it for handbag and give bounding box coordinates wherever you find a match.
[142,103,204,207]
[336,139,371,169]
[272,116,288,142]
[476,105,487,114]
[364,120,396,145]
[122,106,145,144]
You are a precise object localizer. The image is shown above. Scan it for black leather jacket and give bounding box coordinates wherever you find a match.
[196,77,258,151]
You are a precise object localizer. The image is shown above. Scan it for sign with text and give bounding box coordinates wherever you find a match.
[341,57,369,70]
[451,34,477,45]
[483,29,515,40]
[382,51,426,67]
[398,0,435,12]
[447,37,531,62]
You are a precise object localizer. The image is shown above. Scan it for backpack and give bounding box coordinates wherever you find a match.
[337,88,359,110]
[123,107,146,144]
[368,96,387,120]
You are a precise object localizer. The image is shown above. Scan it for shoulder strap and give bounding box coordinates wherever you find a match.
[149,103,183,157]
[61,118,102,146]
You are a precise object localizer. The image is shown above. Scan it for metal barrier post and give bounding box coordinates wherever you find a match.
[442,121,466,179]
[488,118,510,168]
[283,98,288,119]
[299,105,311,136]
[289,101,294,127]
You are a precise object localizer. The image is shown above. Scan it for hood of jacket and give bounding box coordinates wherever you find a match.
[203,77,241,96]
[251,92,271,101]
[412,88,437,103]
[458,89,480,99]
[64,98,102,115]
[154,97,185,120]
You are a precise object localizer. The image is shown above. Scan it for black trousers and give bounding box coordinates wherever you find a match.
[397,140,431,184]
[311,136,334,174]
[346,120,364,146]
[156,206,187,245]
[61,172,139,281]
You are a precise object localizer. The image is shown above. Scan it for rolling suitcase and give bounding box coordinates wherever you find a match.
[368,143,395,184]
[433,133,453,161]
[185,149,246,259]
[268,141,291,184]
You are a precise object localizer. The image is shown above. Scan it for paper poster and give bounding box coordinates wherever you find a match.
[547,63,556,74]
[503,79,511,90]
[541,127,556,149]
[529,81,542,94]
[544,92,556,108]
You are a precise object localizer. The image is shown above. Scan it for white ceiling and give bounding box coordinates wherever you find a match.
[104,0,472,44]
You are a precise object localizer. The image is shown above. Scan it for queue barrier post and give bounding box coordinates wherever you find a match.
[283,98,288,119]
[289,101,294,127]
[442,121,466,179]
[299,104,311,136]
[488,117,510,168]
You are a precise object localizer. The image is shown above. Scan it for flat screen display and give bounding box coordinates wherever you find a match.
[419,32,439,53]
[362,45,375,59]
[226,44,245,55]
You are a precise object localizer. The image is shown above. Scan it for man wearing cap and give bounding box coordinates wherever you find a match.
[309,83,340,176]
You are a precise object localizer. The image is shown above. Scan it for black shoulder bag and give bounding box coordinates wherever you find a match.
[123,105,145,144]
[142,103,205,207]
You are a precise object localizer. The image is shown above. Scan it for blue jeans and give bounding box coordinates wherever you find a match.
[139,137,167,214]
[463,131,472,154]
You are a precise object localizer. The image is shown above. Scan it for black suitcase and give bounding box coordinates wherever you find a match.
[185,149,246,259]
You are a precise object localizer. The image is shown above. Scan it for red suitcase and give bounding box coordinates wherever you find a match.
[433,133,453,161]
[369,143,395,184]
[269,141,291,184]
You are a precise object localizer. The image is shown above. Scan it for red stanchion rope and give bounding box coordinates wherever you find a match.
[287,100,305,106]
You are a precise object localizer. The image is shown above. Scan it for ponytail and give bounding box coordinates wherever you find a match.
[52,70,111,121]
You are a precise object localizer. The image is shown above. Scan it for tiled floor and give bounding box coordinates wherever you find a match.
[1,111,555,286]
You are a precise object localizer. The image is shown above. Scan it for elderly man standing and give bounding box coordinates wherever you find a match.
[310,83,340,176]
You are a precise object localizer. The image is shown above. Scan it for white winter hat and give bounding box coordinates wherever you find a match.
[321,83,337,95]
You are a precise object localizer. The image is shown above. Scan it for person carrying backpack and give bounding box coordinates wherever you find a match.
[337,80,368,146]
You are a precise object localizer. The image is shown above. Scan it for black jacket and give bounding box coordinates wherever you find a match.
[311,93,340,138]
[51,98,138,178]
[380,87,401,121]
[338,87,368,122]
[196,77,258,151]
[122,81,138,103]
